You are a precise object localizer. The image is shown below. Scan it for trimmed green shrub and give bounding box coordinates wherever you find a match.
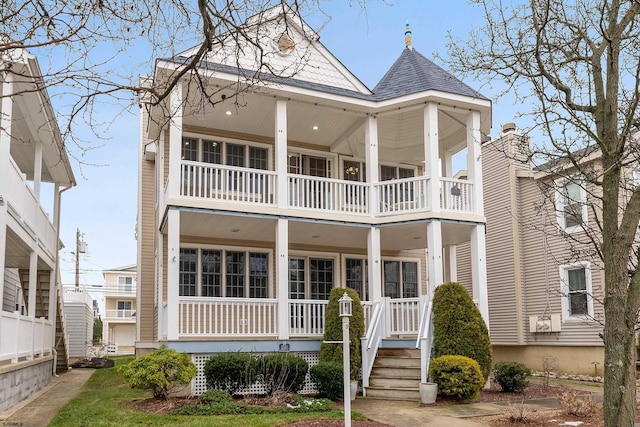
[319,287,365,380]
[203,352,259,395]
[309,361,344,400]
[493,361,531,393]
[429,355,484,401]
[118,345,197,399]
[199,388,232,404]
[432,282,492,382]
[258,353,309,395]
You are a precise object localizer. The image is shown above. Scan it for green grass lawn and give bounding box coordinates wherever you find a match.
[49,356,360,427]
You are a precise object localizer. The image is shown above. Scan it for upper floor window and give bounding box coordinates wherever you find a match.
[117,276,133,292]
[560,262,593,319]
[556,179,587,232]
[179,248,269,298]
[288,153,332,178]
[182,136,269,170]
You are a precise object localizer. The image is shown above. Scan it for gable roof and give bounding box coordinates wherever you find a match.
[372,47,488,101]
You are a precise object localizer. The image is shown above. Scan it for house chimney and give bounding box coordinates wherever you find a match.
[502,122,517,133]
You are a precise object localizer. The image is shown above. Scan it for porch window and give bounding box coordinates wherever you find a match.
[380,165,416,204]
[288,257,334,299]
[383,260,418,298]
[345,258,369,301]
[179,248,268,298]
[181,136,269,169]
[288,153,331,177]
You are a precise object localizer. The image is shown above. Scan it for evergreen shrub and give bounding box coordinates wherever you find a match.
[429,355,484,401]
[203,352,259,395]
[432,282,492,382]
[258,353,309,395]
[492,361,531,393]
[309,361,343,400]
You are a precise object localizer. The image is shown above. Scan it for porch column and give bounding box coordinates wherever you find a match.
[275,100,288,208]
[27,251,38,318]
[443,150,453,179]
[0,72,13,311]
[33,142,43,201]
[276,218,289,339]
[166,208,180,340]
[168,84,183,199]
[156,232,164,339]
[426,221,444,293]
[466,111,483,215]
[367,226,382,301]
[424,103,440,211]
[443,245,457,284]
[364,116,379,216]
[471,224,490,328]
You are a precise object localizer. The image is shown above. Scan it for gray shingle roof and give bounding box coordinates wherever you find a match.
[373,47,488,101]
[167,46,487,102]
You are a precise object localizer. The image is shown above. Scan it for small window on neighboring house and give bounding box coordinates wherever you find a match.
[117,300,132,318]
[557,179,587,232]
[560,263,593,319]
[117,276,133,293]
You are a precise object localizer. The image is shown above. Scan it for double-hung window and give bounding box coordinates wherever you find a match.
[560,262,593,319]
[288,256,334,300]
[117,300,133,318]
[117,276,133,293]
[383,260,419,299]
[380,164,417,205]
[556,178,587,232]
[179,248,269,298]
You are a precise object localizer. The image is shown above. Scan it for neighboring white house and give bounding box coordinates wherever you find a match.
[62,286,94,359]
[137,8,491,399]
[0,48,76,411]
[102,265,137,354]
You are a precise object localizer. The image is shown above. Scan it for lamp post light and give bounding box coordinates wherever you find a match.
[339,292,353,427]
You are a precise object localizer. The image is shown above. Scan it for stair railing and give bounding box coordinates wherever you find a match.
[361,298,387,392]
[415,296,434,383]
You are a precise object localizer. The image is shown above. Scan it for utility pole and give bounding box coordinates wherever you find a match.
[74,228,87,288]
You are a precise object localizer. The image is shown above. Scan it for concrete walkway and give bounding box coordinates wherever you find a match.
[0,368,94,427]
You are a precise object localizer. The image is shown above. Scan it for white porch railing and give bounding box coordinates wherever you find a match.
[105,309,136,319]
[416,298,434,383]
[7,157,57,255]
[289,299,328,336]
[361,300,386,390]
[181,162,277,205]
[0,312,53,363]
[376,176,429,214]
[388,297,421,335]
[288,174,369,214]
[440,177,473,212]
[178,297,278,336]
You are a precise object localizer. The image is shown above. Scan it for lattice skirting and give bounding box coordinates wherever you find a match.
[191,351,320,396]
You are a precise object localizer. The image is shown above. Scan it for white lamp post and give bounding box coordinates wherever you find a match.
[339,292,353,427]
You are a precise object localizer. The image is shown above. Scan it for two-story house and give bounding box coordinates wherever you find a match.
[0,48,76,411]
[136,7,491,398]
[457,123,620,375]
[102,265,137,354]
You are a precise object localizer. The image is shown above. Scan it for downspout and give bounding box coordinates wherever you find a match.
[51,184,73,375]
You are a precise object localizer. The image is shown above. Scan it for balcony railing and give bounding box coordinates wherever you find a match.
[176,297,416,339]
[177,161,476,216]
[105,309,136,319]
[7,157,57,256]
[0,312,53,363]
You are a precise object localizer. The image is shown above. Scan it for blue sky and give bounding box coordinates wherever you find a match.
[55,1,523,288]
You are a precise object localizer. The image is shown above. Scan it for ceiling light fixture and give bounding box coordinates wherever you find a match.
[312,125,318,130]
[226,111,232,116]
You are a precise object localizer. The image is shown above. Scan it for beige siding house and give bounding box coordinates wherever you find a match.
[136,8,492,398]
[0,48,76,411]
[102,265,137,354]
[459,123,610,375]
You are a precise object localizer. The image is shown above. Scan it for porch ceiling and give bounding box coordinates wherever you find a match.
[181,83,475,164]
[4,227,51,269]
[175,210,474,252]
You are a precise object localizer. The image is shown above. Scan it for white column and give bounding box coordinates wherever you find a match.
[467,111,483,214]
[424,103,440,211]
[275,100,288,208]
[443,150,453,179]
[276,218,289,339]
[367,227,381,301]
[444,245,457,283]
[27,251,38,318]
[0,73,13,312]
[33,142,43,201]
[364,116,379,216]
[156,232,164,340]
[166,209,180,340]
[168,84,183,199]
[426,221,444,294]
[471,224,490,328]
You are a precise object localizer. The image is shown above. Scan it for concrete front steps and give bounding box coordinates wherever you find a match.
[365,348,422,400]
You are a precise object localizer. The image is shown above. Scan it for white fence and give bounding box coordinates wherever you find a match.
[288,174,369,214]
[0,312,53,363]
